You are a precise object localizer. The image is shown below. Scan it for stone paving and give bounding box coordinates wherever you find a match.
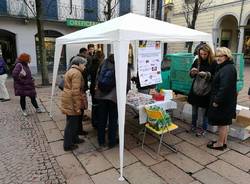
[0,83,66,184]
[0,65,250,184]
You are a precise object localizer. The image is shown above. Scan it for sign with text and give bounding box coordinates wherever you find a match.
[138,41,162,87]
[66,18,99,28]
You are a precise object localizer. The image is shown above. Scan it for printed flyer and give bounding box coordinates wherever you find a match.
[138,41,162,87]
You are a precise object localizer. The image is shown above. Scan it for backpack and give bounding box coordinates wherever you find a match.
[97,60,115,93]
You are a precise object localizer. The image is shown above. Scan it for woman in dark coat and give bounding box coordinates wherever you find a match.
[12,53,43,116]
[188,44,216,136]
[207,47,237,150]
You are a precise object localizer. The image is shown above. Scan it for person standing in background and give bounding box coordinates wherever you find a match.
[12,53,43,116]
[89,50,105,128]
[0,51,10,102]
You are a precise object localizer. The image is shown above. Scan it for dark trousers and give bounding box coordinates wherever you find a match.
[20,96,39,110]
[91,96,99,128]
[64,115,80,148]
[97,99,118,146]
[78,110,84,134]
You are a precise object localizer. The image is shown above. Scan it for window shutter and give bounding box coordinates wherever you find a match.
[42,0,58,20]
[119,0,131,16]
[84,0,98,21]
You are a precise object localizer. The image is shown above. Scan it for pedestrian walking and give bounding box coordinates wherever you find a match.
[0,54,10,102]
[12,53,43,116]
[207,47,237,151]
[188,44,217,136]
[60,57,88,151]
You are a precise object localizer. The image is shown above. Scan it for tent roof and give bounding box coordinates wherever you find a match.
[56,13,212,45]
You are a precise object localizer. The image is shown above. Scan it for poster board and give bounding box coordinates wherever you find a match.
[138,41,162,87]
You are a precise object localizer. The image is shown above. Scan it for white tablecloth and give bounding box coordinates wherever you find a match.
[127,91,177,124]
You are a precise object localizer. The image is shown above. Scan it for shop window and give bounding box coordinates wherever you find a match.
[35,30,66,72]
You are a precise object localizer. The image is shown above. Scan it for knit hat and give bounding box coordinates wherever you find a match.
[18,53,30,62]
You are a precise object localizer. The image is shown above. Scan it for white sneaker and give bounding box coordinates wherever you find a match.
[22,110,28,116]
[36,107,45,113]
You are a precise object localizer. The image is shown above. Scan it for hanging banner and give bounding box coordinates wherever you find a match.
[137,41,162,87]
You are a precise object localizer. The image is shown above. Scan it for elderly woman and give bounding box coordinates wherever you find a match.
[60,57,88,151]
[12,53,43,116]
[207,47,237,150]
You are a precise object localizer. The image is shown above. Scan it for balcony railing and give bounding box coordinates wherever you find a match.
[0,0,84,21]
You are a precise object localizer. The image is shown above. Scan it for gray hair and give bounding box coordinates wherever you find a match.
[70,56,88,66]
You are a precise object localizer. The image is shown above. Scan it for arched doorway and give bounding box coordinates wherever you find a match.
[243,18,250,63]
[35,30,66,72]
[218,15,238,52]
[0,29,17,73]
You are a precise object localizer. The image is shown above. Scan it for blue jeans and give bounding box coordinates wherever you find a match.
[192,105,208,130]
[97,99,118,146]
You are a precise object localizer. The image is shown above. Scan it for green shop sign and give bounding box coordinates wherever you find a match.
[66,19,99,28]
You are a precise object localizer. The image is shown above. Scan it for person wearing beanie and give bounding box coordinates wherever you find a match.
[0,52,10,102]
[12,53,44,116]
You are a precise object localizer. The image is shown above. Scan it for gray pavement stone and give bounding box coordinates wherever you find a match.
[207,160,250,184]
[176,132,208,146]
[67,173,94,184]
[102,147,138,169]
[176,142,217,165]
[124,134,141,150]
[124,162,165,184]
[165,152,204,174]
[193,168,234,184]
[91,168,128,184]
[147,142,173,156]
[49,141,67,156]
[151,161,194,184]
[227,141,250,154]
[40,121,57,130]
[43,128,63,143]
[162,133,183,145]
[219,150,250,172]
[73,139,96,156]
[56,153,86,180]
[78,151,113,175]
[130,147,164,166]
[37,113,52,122]
[189,181,202,184]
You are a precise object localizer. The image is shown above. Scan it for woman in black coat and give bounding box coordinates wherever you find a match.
[188,44,216,136]
[207,47,237,150]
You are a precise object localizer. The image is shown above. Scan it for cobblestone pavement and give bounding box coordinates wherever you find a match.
[0,65,250,184]
[0,82,66,184]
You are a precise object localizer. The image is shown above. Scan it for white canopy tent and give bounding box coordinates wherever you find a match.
[50,13,213,181]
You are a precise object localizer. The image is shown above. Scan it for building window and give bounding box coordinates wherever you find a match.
[42,0,58,20]
[119,0,131,16]
[220,30,232,48]
[84,0,98,21]
[0,0,7,15]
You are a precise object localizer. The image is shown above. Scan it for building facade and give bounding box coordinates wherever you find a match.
[164,0,250,63]
[0,0,139,74]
